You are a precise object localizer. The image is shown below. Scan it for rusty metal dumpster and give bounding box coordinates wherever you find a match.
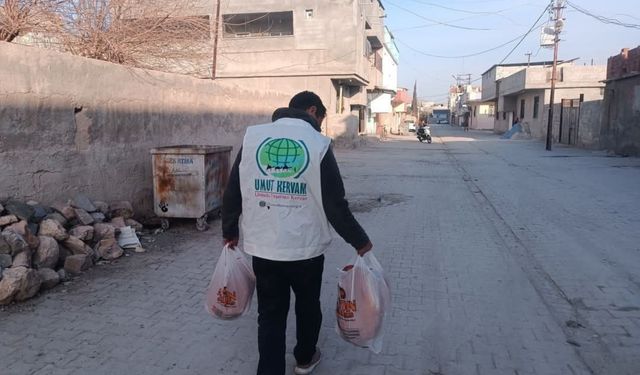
[151,145,232,231]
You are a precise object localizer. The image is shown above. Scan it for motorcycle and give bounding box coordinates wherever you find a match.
[416,126,432,143]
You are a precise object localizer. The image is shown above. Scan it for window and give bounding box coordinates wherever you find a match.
[223,11,293,38]
[479,105,495,116]
[520,99,525,119]
[533,96,540,119]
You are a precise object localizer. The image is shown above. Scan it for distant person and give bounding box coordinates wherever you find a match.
[222,91,373,375]
[462,112,470,132]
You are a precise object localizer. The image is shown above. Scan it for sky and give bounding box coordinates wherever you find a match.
[383,0,640,103]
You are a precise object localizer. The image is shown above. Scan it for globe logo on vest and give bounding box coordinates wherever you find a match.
[257,138,309,179]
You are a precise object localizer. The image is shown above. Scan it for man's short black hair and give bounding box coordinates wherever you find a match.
[288,91,326,119]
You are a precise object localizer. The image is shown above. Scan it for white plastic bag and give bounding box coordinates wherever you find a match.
[336,252,390,353]
[205,244,256,320]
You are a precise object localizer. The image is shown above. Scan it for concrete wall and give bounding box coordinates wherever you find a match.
[494,111,512,134]
[0,42,290,214]
[514,90,545,138]
[499,70,527,96]
[370,93,392,113]
[577,100,604,149]
[211,75,363,144]
[362,0,385,43]
[202,0,380,140]
[494,87,604,140]
[544,87,605,143]
[600,75,640,156]
[214,0,370,81]
[496,86,518,134]
[498,66,606,97]
[523,65,606,90]
[381,44,398,90]
[368,49,383,89]
[496,64,605,119]
[469,104,494,130]
[482,65,527,101]
[481,69,497,101]
[561,66,607,85]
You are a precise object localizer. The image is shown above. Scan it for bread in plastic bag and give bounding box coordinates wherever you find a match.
[205,244,256,320]
[336,252,390,353]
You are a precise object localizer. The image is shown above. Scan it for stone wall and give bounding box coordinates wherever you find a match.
[0,42,290,215]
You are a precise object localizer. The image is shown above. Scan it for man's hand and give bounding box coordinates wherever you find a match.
[357,241,373,257]
[224,237,238,249]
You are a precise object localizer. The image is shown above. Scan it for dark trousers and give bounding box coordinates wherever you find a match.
[252,255,324,375]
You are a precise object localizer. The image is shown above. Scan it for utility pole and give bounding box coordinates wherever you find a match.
[211,0,221,80]
[545,0,565,151]
[451,74,471,87]
[525,52,532,67]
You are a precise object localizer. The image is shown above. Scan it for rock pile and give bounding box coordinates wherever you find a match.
[0,195,143,305]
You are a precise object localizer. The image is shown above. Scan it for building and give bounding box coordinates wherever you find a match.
[481,61,560,130]
[367,27,399,137]
[482,61,606,143]
[448,86,461,124]
[467,100,495,130]
[450,85,481,126]
[599,46,640,155]
[9,0,394,144]
[209,0,388,145]
[390,87,411,134]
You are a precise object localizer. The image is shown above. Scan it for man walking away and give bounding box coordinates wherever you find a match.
[463,111,470,132]
[222,91,373,375]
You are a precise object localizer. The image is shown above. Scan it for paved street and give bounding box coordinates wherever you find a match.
[1,126,639,375]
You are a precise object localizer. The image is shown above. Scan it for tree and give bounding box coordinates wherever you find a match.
[53,0,212,75]
[2,0,213,76]
[0,0,61,42]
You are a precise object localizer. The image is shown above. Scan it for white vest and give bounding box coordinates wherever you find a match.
[239,118,333,261]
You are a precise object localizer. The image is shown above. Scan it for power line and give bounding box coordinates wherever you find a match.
[566,1,640,29]
[531,45,543,58]
[393,14,485,31]
[612,14,640,22]
[385,0,491,31]
[393,2,535,31]
[396,32,531,59]
[498,3,551,64]
[406,0,512,15]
